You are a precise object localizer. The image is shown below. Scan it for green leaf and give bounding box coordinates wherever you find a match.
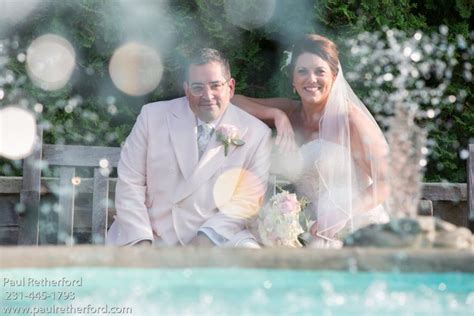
[232,139,245,146]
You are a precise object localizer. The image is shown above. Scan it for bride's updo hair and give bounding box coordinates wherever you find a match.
[289,34,339,77]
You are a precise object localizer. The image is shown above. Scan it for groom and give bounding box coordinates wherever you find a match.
[106,48,272,247]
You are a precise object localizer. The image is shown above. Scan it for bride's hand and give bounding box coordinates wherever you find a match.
[309,221,319,237]
[273,109,297,153]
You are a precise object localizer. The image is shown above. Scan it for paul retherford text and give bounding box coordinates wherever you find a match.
[3,277,83,287]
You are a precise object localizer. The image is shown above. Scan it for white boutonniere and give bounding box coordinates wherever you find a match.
[216,124,245,156]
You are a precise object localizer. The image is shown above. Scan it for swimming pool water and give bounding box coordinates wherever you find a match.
[2,268,474,315]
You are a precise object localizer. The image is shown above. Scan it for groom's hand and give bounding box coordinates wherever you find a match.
[189,233,214,247]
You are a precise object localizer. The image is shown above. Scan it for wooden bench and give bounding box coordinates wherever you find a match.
[15,131,474,245]
[18,129,120,245]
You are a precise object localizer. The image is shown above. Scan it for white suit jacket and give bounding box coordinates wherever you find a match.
[106,97,272,246]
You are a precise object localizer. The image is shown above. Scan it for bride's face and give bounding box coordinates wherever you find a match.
[292,53,335,109]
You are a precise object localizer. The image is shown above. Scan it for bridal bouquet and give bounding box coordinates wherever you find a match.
[258,191,305,247]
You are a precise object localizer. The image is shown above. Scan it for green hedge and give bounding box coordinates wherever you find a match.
[0,0,472,182]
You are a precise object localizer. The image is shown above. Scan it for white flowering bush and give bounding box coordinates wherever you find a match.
[345,27,472,217]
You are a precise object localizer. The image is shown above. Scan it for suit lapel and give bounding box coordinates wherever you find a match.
[172,104,248,203]
[167,98,198,180]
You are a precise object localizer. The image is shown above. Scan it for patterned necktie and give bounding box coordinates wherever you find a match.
[197,123,213,159]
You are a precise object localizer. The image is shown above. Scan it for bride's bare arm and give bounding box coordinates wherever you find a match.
[349,105,390,211]
[232,95,295,116]
[232,95,298,152]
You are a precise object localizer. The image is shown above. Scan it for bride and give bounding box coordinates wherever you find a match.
[232,34,390,248]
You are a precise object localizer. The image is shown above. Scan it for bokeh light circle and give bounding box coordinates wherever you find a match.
[0,0,40,32]
[71,177,81,186]
[224,0,276,30]
[99,159,109,168]
[109,42,163,96]
[26,34,76,91]
[213,168,264,219]
[0,106,36,160]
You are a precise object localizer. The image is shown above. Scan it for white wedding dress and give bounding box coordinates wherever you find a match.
[271,138,389,248]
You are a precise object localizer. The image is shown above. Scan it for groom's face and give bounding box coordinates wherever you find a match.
[184,61,235,123]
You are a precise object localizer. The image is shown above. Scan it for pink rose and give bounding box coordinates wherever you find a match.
[216,124,245,156]
[279,193,299,214]
[216,124,239,141]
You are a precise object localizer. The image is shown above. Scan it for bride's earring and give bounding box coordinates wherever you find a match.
[292,86,296,94]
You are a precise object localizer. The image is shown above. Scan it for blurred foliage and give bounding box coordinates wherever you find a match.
[0,0,472,182]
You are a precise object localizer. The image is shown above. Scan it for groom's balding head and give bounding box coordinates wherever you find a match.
[185,48,231,81]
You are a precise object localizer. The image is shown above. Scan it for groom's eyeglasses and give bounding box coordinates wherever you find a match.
[189,79,230,97]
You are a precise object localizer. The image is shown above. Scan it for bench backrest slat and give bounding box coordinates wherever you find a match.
[57,167,76,245]
[18,131,43,245]
[92,168,109,244]
[43,144,121,167]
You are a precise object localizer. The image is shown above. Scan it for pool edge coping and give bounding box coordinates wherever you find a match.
[1,246,473,272]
